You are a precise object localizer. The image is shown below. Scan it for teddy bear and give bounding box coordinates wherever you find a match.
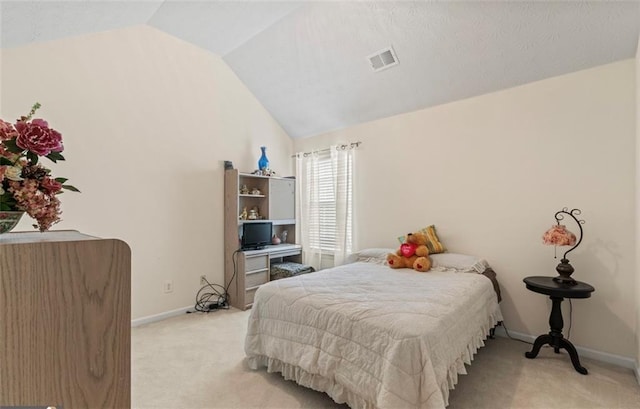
[386,232,432,272]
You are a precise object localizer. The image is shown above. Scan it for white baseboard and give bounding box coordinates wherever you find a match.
[131,305,192,327]
[634,362,640,385]
[493,326,636,370]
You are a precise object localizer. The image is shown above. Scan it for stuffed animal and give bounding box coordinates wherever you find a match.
[386,232,432,272]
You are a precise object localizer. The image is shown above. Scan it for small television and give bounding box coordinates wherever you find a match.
[241,222,272,250]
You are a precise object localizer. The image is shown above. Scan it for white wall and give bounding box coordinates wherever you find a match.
[0,26,294,320]
[295,60,636,358]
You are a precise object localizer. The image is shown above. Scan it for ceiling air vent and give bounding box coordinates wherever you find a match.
[367,46,399,72]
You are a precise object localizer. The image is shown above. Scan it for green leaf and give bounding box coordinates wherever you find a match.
[3,139,24,154]
[26,151,38,165]
[0,157,13,166]
[26,102,41,120]
[55,177,68,183]
[62,184,80,193]
[46,151,65,163]
[0,191,17,210]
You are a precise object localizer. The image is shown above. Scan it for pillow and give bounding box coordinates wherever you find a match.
[343,248,395,265]
[430,253,489,273]
[397,225,446,254]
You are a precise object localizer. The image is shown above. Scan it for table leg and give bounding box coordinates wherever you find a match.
[525,334,551,359]
[524,296,588,375]
[549,296,563,353]
[559,338,588,374]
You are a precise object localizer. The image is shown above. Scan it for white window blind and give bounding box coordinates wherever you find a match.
[306,152,353,253]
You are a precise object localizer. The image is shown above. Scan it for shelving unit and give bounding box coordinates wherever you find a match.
[224,169,300,310]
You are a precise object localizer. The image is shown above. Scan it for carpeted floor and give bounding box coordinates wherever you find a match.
[132,308,640,409]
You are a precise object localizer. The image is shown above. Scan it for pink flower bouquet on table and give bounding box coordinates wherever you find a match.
[0,103,79,232]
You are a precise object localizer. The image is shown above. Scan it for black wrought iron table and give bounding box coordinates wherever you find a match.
[523,276,595,374]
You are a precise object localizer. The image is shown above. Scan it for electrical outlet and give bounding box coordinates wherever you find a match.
[164,280,173,293]
[200,275,207,286]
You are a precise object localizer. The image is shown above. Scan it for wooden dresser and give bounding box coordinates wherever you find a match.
[0,230,131,408]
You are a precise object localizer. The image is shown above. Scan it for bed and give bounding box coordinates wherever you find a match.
[245,249,503,409]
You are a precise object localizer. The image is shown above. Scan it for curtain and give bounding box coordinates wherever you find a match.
[330,145,354,266]
[296,151,322,269]
[295,144,356,270]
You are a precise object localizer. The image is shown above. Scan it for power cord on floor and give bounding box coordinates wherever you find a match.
[189,277,229,313]
[187,248,241,314]
[567,299,572,340]
[497,300,573,346]
[497,321,533,345]
[225,249,241,297]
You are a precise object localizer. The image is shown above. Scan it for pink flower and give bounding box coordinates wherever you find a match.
[9,179,61,232]
[15,118,64,156]
[40,177,63,194]
[0,120,17,141]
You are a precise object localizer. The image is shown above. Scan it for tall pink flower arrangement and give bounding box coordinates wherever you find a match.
[0,103,79,231]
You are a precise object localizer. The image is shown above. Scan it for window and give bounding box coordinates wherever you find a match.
[305,152,353,253]
[296,144,358,269]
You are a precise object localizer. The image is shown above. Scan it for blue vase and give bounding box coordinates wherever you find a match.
[258,146,269,170]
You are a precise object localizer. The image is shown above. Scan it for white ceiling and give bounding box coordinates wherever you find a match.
[2,1,639,139]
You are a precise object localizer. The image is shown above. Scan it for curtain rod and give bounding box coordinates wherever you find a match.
[292,141,362,158]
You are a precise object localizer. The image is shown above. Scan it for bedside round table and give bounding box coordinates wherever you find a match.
[523,276,595,375]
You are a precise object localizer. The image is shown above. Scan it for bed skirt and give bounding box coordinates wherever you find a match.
[248,355,375,409]
[247,306,502,409]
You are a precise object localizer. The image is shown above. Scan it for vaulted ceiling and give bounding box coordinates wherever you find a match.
[2,1,639,139]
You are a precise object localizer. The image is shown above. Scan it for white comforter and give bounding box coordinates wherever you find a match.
[245,261,503,409]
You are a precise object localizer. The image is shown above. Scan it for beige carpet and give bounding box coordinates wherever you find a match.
[132,308,640,409]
